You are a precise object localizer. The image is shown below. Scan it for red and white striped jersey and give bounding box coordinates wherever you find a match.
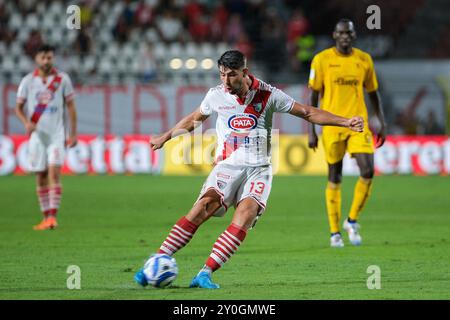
[16,68,74,137]
[200,75,294,166]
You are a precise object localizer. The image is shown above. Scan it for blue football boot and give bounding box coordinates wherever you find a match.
[134,268,148,287]
[189,271,220,289]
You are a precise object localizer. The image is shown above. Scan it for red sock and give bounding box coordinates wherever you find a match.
[159,216,198,255]
[205,223,247,272]
[48,184,62,217]
[36,186,50,218]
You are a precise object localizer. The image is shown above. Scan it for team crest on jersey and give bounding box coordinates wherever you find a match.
[253,103,262,113]
[228,113,257,132]
[36,90,54,105]
[217,180,227,190]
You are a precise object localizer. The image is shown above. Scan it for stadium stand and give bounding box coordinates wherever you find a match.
[0,0,443,85]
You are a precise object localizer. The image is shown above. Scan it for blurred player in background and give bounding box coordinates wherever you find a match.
[135,50,364,289]
[15,44,78,230]
[307,19,386,247]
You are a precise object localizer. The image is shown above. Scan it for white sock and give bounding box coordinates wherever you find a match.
[199,265,212,275]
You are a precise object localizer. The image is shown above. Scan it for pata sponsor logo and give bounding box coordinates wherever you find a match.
[36,91,54,104]
[228,114,257,132]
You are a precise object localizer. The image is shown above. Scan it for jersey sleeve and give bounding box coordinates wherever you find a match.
[308,54,324,91]
[62,74,75,102]
[364,54,379,93]
[16,76,29,104]
[271,87,295,113]
[199,89,215,116]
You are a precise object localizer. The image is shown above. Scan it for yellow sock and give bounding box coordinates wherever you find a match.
[325,182,341,234]
[349,178,373,221]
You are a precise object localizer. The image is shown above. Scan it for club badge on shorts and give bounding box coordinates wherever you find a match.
[217,180,227,190]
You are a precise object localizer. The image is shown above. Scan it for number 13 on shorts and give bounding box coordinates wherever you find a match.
[249,182,266,194]
[240,166,272,209]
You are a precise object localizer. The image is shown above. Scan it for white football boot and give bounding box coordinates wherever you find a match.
[343,219,362,246]
[330,233,345,248]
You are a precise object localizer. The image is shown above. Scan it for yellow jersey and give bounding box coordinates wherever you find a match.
[308,47,378,128]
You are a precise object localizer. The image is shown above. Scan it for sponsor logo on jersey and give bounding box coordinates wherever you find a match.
[36,90,55,105]
[333,77,359,86]
[218,105,236,110]
[33,105,58,114]
[228,113,257,132]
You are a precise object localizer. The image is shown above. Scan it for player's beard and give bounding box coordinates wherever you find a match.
[229,81,244,96]
[40,64,52,74]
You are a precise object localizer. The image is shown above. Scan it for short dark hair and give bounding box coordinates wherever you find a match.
[35,44,55,56]
[335,18,354,30]
[217,50,246,70]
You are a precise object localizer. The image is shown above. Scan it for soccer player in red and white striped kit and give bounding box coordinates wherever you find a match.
[15,45,78,230]
[135,50,364,288]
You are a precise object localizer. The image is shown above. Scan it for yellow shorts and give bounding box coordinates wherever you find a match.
[322,128,374,164]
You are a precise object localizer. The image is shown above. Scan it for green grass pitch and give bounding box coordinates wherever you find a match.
[0,175,449,300]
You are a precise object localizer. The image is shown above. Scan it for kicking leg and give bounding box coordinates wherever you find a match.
[158,189,223,256]
[135,190,223,286]
[191,198,260,289]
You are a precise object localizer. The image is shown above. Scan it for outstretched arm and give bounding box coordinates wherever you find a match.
[289,102,364,132]
[150,108,209,150]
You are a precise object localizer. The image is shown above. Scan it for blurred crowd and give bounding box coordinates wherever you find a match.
[0,0,313,80]
[91,0,310,71]
[0,0,447,135]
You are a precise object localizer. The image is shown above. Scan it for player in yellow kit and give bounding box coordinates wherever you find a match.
[308,19,386,247]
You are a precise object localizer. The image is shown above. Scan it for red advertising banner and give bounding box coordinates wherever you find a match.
[0,135,162,175]
[0,135,448,175]
[375,136,450,175]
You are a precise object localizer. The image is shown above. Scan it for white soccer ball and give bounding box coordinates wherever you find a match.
[142,254,178,288]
